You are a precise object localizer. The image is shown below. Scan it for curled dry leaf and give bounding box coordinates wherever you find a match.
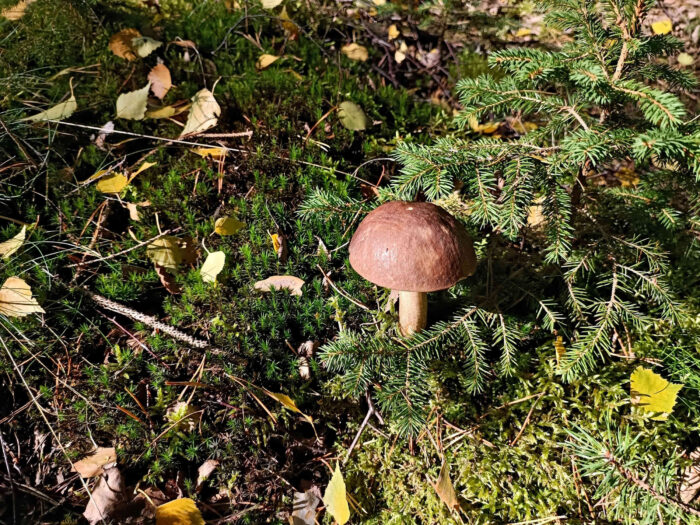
[156,498,205,525]
[1,0,35,20]
[322,464,350,525]
[83,467,128,524]
[0,277,44,318]
[109,28,141,61]
[148,63,172,99]
[680,448,700,504]
[0,226,26,259]
[116,82,151,120]
[180,88,220,136]
[433,461,460,513]
[155,264,182,294]
[72,447,117,478]
[341,43,368,62]
[254,275,304,296]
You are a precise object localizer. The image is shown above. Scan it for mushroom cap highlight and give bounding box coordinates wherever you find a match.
[349,201,477,292]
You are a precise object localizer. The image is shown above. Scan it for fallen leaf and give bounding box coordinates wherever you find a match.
[0,226,26,259]
[96,173,129,194]
[681,448,700,504]
[279,6,298,37]
[180,88,220,136]
[200,251,225,283]
[341,43,368,62]
[72,447,117,478]
[1,0,34,20]
[270,233,287,260]
[418,48,440,68]
[196,459,219,489]
[83,467,127,524]
[433,462,460,512]
[322,464,350,525]
[95,121,114,149]
[146,236,183,269]
[192,147,227,160]
[630,366,682,420]
[257,53,281,70]
[651,18,672,35]
[261,0,282,8]
[554,336,565,365]
[338,101,368,131]
[116,82,151,120]
[263,389,313,423]
[155,264,182,294]
[165,402,201,432]
[20,93,77,122]
[515,27,532,37]
[148,64,172,99]
[0,277,44,318]
[214,216,245,236]
[109,29,141,61]
[291,487,321,525]
[131,36,162,58]
[146,102,190,119]
[678,52,694,67]
[395,41,408,63]
[132,161,157,177]
[254,275,304,296]
[155,498,205,525]
[171,39,197,50]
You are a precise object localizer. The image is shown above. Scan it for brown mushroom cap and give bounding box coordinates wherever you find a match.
[349,201,477,292]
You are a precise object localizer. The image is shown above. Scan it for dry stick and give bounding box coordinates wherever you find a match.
[317,264,371,311]
[509,393,543,447]
[66,227,180,267]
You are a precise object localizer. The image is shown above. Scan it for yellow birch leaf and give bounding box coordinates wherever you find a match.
[192,147,227,160]
[263,389,313,423]
[214,216,245,235]
[388,24,400,41]
[200,251,225,283]
[116,83,151,120]
[270,233,281,253]
[131,36,162,58]
[256,53,281,70]
[677,52,694,67]
[554,336,565,365]
[433,462,460,512]
[96,173,129,194]
[0,277,44,318]
[155,498,205,525]
[338,101,368,131]
[71,447,116,478]
[630,366,682,420]
[19,93,77,122]
[515,28,532,37]
[180,88,220,136]
[146,236,183,269]
[395,41,408,63]
[0,226,26,259]
[131,161,157,177]
[322,464,350,525]
[651,18,672,35]
[1,0,35,20]
[261,0,282,8]
[341,43,369,62]
[146,103,190,119]
[254,275,304,296]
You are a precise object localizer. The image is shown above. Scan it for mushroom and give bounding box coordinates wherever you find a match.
[349,201,477,335]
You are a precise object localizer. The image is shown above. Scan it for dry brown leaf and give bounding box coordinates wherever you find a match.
[681,448,700,504]
[109,28,141,61]
[72,447,117,478]
[83,467,128,524]
[433,462,460,513]
[155,264,182,294]
[171,39,197,49]
[291,487,321,525]
[148,63,172,99]
[0,276,44,318]
[254,275,304,296]
[1,0,35,20]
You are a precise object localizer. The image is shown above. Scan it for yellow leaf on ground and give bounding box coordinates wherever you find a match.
[515,27,532,37]
[116,83,151,120]
[322,464,350,525]
[270,233,281,253]
[109,28,141,60]
[395,41,408,63]
[0,277,44,318]
[651,18,672,35]
[256,53,281,70]
[200,251,225,283]
[678,52,694,67]
[1,0,34,20]
[261,0,282,7]
[433,462,460,512]
[554,336,565,365]
[20,94,77,122]
[631,366,682,420]
[131,36,162,58]
[254,275,304,296]
[341,43,369,62]
[156,498,205,525]
[148,64,172,99]
[192,147,227,160]
[132,161,157,177]
[180,88,220,136]
[72,447,117,478]
[0,226,26,259]
[146,236,183,269]
[338,101,368,131]
[388,24,400,41]
[146,103,190,119]
[96,173,129,194]
[263,389,313,423]
[214,216,245,235]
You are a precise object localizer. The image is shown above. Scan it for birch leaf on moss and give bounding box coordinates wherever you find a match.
[200,251,225,283]
[630,366,682,420]
[0,226,26,259]
[214,216,245,235]
[148,64,172,99]
[147,236,183,269]
[20,94,77,122]
[433,462,460,512]
[322,464,350,525]
[254,275,304,296]
[116,83,151,120]
[338,101,367,131]
[180,88,220,136]
[0,277,44,318]
[131,36,162,58]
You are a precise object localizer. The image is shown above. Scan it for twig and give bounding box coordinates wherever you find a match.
[317,265,370,311]
[509,393,543,446]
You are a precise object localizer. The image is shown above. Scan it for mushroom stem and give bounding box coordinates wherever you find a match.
[398,291,427,335]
